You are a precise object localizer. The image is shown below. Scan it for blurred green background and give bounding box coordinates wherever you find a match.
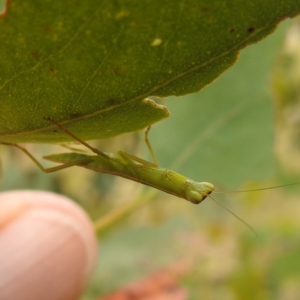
[2,17,300,300]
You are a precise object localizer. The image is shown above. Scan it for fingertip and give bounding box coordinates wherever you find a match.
[0,190,98,300]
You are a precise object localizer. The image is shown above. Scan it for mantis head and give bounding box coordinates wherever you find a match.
[185,181,215,204]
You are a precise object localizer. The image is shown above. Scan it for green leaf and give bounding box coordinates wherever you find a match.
[1,0,300,143]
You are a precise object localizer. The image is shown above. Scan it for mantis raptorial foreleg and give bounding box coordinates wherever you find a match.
[0,142,94,173]
[44,118,110,160]
[46,118,158,167]
[1,117,111,173]
[1,119,159,173]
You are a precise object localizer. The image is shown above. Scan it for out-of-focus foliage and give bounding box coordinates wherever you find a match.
[273,17,300,177]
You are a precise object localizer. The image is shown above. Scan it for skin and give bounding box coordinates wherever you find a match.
[0,190,98,300]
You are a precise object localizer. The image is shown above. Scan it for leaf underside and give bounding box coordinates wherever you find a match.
[0,0,300,143]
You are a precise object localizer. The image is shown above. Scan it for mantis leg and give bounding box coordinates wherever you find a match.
[144,126,158,167]
[44,117,110,160]
[117,126,159,168]
[1,142,94,173]
[60,144,88,153]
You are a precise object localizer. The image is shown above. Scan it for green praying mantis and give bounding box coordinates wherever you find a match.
[1,118,299,233]
[2,118,214,204]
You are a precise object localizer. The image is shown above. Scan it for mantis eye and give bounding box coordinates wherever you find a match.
[186,190,206,204]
